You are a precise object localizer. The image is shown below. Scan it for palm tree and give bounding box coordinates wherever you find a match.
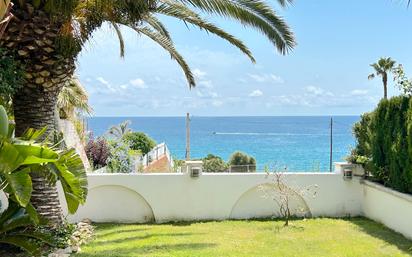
[57,77,92,120]
[0,0,295,225]
[368,57,396,99]
[108,120,132,140]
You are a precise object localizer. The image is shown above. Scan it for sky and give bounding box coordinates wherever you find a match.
[76,0,412,117]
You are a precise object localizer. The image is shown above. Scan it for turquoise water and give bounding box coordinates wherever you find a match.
[88,116,359,172]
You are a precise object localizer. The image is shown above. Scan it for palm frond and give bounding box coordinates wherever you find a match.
[57,77,93,119]
[110,22,126,58]
[134,25,196,87]
[156,2,255,62]
[172,0,295,54]
[143,14,172,40]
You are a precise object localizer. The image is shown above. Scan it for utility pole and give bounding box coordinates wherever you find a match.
[185,113,190,161]
[329,117,333,172]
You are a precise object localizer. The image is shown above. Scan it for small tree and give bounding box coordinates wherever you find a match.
[203,154,228,172]
[123,132,157,155]
[393,64,412,96]
[228,151,256,172]
[260,168,318,226]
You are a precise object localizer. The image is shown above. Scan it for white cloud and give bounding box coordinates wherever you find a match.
[193,68,207,79]
[248,73,284,84]
[351,89,368,96]
[96,77,116,92]
[198,80,213,89]
[130,78,147,89]
[249,89,263,97]
[304,86,335,97]
[305,86,324,96]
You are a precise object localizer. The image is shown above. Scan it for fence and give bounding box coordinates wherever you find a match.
[138,143,174,169]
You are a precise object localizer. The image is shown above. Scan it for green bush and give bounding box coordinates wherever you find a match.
[202,154,228,172]
[123,132,156,155]
[107,141,134,173]
[228,151,256,172]
[351,96,412,193]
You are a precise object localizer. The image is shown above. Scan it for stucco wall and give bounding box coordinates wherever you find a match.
[361,180,412,239]
[59,170,364,223]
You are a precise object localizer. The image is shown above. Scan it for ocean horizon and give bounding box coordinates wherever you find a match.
[87,115,360,172]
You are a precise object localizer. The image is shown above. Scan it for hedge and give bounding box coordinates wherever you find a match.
[351,96,412,194]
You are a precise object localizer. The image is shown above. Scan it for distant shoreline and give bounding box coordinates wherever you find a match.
[89,115,361,118]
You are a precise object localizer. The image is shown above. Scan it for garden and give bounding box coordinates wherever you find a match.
[75,219,412,257]
[1,0,412,257]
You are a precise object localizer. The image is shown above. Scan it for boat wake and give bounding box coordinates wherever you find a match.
[213,132,331,136]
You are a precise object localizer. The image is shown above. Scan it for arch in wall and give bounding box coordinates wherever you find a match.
[229,183,312,220]
[75,185,155,223]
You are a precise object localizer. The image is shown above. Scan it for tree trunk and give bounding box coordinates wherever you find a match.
[383,73,388,100]
[1,5,76,226]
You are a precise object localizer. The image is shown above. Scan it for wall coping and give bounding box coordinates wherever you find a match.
[362,180,412,204]
[86,172,339,177]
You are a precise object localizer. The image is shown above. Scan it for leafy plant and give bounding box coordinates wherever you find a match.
[202,154,228,172]
[0,201,55,257]
[393,64,412,96]
[0,48,23,117]
[85,136,110,170]
[0,105,88,214]
[107,141,134,173]
[0,48,23,96]
[123,132,156,155]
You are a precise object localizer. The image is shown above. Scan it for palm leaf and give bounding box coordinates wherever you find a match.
[155,2,255,62]
[135,26,196,87]
[0,236,41,256]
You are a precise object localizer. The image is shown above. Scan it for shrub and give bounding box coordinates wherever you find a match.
[107,141,134,173]
[228,151,256,172]
[123,132,156,155]
[85,136,110,170]
[203,154,228,172]
[350,96,412,194]
[0,48,23,97]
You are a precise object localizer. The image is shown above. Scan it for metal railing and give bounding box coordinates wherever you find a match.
[139,142,174,168]
[227,165,257,173]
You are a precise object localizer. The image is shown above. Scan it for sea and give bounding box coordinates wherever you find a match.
[87,116,359,172]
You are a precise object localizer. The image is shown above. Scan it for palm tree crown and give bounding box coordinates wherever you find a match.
[368,57,396,99]
[8,0,295,87]
[57,77,92,119]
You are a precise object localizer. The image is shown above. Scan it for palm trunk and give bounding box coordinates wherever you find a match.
[1,5,76,226]
[383,73,388,100]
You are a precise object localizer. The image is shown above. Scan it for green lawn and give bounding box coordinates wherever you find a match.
[75,218,412,257]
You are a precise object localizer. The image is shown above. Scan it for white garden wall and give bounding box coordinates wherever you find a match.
[361,180,412,239]
[57,163,412,240]
[59,165,364,223]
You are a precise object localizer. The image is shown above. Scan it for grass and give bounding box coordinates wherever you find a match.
[75,218,412,257]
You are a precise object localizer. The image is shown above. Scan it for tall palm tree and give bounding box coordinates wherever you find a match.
[0,0,295,225]
[368,57,396,99]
